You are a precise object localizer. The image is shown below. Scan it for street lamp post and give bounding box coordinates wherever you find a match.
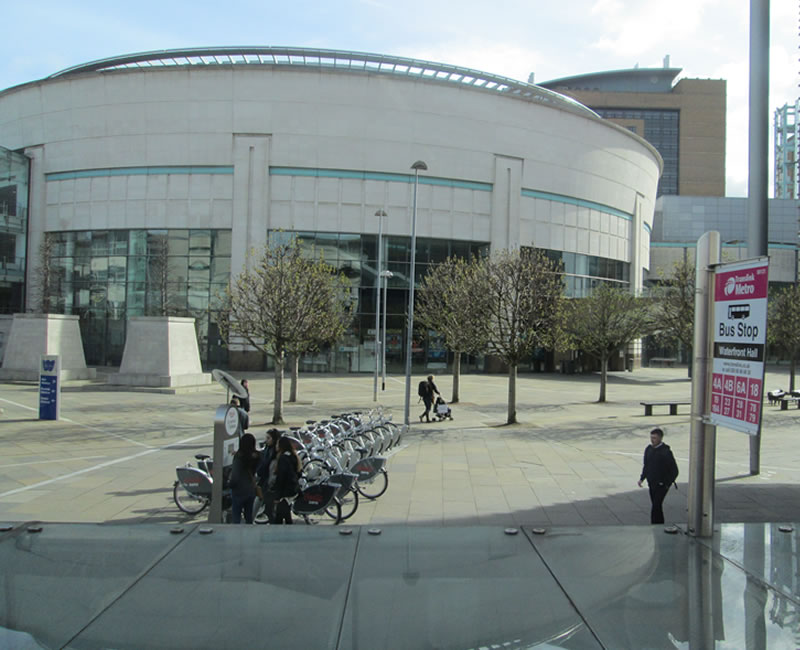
[404,161,427,425]
[373,209,387,402]
[380,270,393,391]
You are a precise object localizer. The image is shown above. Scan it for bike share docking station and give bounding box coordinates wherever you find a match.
[209,369,249,524]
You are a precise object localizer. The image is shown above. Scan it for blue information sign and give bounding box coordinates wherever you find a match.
[39,355,61,420]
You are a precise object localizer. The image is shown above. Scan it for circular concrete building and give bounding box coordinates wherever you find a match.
[0,47,661,371]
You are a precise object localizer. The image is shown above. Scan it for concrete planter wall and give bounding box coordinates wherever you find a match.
[107,316,211,388]
[0,313,96,381]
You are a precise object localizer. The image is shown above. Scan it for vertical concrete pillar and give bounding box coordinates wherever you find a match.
[231,135,271,275]
[630,193,645,296]
[490,156,522,251]
[23,145,45,311]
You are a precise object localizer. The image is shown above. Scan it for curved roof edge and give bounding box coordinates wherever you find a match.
[541,67,682,93]
[39,46,601,119]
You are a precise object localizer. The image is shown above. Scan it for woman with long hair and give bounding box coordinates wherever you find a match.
[229,433,259,524]
[255,428,282,523]
[273,436,302,524]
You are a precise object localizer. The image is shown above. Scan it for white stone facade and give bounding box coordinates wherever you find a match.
[0,51,662,305]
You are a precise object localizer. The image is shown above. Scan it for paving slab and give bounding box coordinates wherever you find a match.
[1,366,800,527]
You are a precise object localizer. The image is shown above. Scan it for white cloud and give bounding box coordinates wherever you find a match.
[589,0,722,57]
[400,41,547,84]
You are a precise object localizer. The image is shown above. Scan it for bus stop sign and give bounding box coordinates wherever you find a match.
[709,257,769,435]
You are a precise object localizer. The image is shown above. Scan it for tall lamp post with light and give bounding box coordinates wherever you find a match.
[403,161,427,425]
[380,269,393,391]
[373,209,388,402]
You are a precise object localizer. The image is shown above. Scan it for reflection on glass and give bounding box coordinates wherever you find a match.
[44,228,231,365]
[533,525,800,649]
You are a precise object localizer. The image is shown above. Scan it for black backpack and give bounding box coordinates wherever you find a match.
[418,380,427,398]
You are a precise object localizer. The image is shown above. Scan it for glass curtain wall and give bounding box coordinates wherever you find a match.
[0,146,29,313]
[539,249,631,297]
[46,229,231,367]
[268,230,489,374]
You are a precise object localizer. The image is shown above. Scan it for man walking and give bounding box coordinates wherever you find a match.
[637,427,679,524]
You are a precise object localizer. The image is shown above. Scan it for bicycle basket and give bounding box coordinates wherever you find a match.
[293,483,338,515]
[175,466,213,497]
[327,472,356,497]
[350,457,386,481]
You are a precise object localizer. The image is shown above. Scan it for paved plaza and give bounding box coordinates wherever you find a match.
[1,366,799,528]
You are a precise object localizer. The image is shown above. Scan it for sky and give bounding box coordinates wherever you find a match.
[2,0,798,197]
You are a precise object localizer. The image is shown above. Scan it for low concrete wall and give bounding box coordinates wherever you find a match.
[0,313,96,381]
[0,315,12,367]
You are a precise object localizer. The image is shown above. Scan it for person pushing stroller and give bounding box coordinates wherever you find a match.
[417,375,440,423]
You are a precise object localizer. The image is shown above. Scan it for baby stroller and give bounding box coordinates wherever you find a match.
[434,396,453,421]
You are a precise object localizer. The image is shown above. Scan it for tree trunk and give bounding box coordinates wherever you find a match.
[451,351,461,403]
[686,345,693,378]
[599,354,608,403]
[791,355,796,393]
[507,363,517,424]
[289,354,299,402]
[272,349,285,424]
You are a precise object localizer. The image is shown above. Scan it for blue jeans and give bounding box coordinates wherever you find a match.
[231,494,255,524]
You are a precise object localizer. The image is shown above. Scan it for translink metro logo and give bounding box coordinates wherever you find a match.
[724,274,755,297]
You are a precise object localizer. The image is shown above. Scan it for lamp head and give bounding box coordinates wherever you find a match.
[411,160,428,171]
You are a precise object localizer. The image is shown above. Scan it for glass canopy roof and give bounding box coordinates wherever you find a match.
[1,522,798,648]
[43,47,598,120]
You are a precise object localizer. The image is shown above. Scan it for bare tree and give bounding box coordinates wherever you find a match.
[650,256,695,376]
[29,235,56,313]
[560,283,655,402]
[482,248,564,424]
[416,256,490,403]
[146,235,174,316]
[219,238,353,424]
[286,280,354,402]
[767,284,800,392]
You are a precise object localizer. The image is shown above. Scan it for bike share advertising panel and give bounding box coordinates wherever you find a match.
[709,257,769,436]
[208,403,242,523]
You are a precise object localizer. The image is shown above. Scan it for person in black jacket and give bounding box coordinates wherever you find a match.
[638,427,679,524]
[418,376,440,423]
[230,396,249,432]
[255,429,281,523]
[239,379,251,413]
[229,433,260,524]
[273,436,302,524]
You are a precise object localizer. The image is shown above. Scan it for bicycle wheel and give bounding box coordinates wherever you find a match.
[173,481,209,515]
[356,468,389,500]
[357,430,379,456]
[303,498,340,525]
[302,458,333,485]
[327,486,358,520]
[384,421,402,448]
[253,496,270,524]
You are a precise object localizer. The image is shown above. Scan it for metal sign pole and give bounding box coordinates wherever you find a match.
[688,231,720,537]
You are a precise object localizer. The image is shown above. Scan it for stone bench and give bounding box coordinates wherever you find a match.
[641,401,691,416]
[649,358,678,368]
[779,396,800,411]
